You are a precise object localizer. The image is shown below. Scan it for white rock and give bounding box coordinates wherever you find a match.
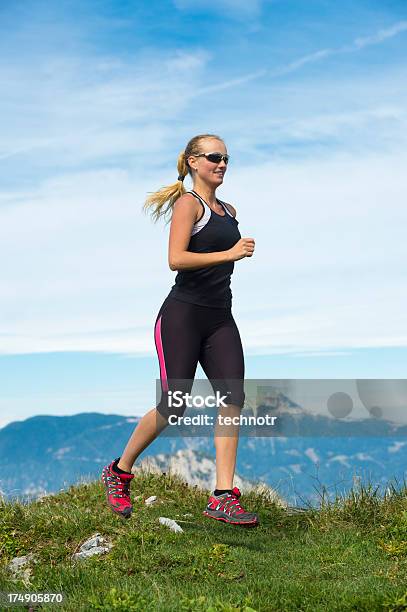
[72,532,112,561]
[158,517,184,533]
[7,554,36,584]
[73,546,111,560]
[145,495,157,505]
[7,554,35,574]
[80,534,104,551]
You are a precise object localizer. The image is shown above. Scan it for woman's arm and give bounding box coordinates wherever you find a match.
[168,195,233,271]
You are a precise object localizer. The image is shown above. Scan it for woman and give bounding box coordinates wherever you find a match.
[102,133,258,527]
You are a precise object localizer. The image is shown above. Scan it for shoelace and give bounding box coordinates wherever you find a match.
[218,493,245,515]
[106,474,131,499]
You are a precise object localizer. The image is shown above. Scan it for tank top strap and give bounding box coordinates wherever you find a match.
[186,190,210,210]
[188,190,233,218]
[216,198,235,218]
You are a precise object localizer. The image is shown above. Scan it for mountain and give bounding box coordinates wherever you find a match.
[135,448,285,506]
[0,409,406,506]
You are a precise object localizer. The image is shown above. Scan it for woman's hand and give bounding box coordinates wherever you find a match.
[228,238,255,262]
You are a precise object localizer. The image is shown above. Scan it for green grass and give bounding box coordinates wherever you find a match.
[1,470,406,611]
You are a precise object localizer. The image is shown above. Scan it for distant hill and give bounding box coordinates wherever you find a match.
[0,406,406,506]
[136,447,285,507]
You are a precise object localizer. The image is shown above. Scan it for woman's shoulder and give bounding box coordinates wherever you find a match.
[173,192,203,222]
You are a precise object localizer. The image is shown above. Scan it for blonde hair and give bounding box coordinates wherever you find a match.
[142,133,224,225]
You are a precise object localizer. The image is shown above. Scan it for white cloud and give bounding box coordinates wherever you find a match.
[0,49,209,165]
[352,20,407,50]
[272,49,335,76]
[204,20,407,88]
[1,149,406,356]
[193,69,268,96]
[276,20,407,76]
[1,5,406,360]
[235,105,406,151]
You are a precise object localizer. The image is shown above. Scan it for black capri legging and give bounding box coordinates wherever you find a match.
[153,295,245,420]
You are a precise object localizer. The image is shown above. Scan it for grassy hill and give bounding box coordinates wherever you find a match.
[1,470,406,611]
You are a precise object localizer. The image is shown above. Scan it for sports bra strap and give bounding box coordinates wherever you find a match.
[187,190,233,217]
[187,190,207,206]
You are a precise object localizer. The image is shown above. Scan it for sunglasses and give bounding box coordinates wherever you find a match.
[194,152,230,165]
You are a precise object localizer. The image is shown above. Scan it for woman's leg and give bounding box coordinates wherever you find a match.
[199,313,245,490]
[214,404,241,490]
[118,297,202,472]
[117,407,169,472]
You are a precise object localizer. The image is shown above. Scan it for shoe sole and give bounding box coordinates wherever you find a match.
[107,502,132,519]
[203,510,259,527]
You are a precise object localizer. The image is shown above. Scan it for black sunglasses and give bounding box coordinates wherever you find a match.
[194,152,230,164]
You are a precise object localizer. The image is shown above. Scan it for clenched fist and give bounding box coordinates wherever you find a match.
[228,238,255,262]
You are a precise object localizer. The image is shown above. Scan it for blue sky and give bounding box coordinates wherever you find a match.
[1,0,406,428]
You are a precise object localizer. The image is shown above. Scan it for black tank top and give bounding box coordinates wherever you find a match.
[167,190,242,308]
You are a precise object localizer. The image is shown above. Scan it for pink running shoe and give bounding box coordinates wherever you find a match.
[101,458,134,519]
[203,486,259,527]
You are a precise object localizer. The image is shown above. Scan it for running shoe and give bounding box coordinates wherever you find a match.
[203,486,259,527]
[101,458,134,519]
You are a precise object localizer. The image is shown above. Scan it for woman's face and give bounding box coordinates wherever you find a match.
[188,139,228,186]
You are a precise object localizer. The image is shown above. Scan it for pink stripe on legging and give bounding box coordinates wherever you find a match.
[154,315,169,392]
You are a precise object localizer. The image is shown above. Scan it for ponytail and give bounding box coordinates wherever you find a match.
[142,133,223,225]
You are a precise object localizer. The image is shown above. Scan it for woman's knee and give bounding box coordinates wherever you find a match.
[224,388,245,410]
